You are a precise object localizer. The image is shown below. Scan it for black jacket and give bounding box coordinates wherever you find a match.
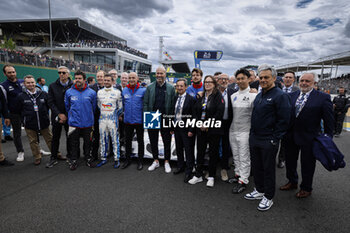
[250,86,291,142]
[333,94,350,114]
[193,90,225,135]
[48,78,73,122]
[0,86,9,119]
[16,88,50,131]
[172,93,196,132]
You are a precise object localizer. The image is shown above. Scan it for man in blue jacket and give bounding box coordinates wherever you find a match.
[65,70,96,170]
[16,75,52,165]
[1,65,25,162]
[122,72,146,170]
[244,64,291,211]
[280,73,334,198]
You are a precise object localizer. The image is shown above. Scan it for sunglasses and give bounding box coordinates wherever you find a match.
[58,72,67,74]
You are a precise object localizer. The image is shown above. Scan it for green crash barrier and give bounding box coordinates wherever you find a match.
[0,63,96,85]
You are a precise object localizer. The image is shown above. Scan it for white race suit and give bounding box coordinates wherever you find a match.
[97,87,123,161]
[229,87,257,184]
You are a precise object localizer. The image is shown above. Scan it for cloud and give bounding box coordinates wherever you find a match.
[308,17,341,30]
[296,0,313,8]
[345,17,350,38]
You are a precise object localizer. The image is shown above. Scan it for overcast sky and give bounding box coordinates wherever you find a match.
[1,0,350,76]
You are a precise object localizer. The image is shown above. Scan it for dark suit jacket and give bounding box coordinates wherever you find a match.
[224,87,235,126]
[173,93,196,132]
[287,89,334,145]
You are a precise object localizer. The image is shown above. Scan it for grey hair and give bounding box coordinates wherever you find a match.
[58,66,69,73]
[121,72,129,77]
[24,74,35,80]
[176,78,188,86]
[257,64,277,77]
[109,69,118,74]
[301,72,319,83]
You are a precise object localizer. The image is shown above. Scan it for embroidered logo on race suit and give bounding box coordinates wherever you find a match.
[71,96,78,101]
[8,86,14,91]
[40,99,45,103]
[243,96,249,101]
[233,96,237,101]
[24,100,31,103]
[102,103,113,109]
[267,98,272,101]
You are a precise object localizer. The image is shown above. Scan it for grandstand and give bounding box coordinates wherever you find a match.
[0,18,151,76]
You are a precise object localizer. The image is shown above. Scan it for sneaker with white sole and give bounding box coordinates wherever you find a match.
[188,176,203,185]
[206,177,214,187]
[148,161,160,171]
[221,169,228,182]
[257,196,273,211]
[164,162,171,173]
[244,188,264,200]
[40,149,51,156]
[16,152,24,162]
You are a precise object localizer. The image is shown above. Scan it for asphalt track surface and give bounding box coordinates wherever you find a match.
[0,130,349,233]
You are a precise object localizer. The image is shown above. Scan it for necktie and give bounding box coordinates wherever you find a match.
[295,93,306,117]
[175,96,182,121]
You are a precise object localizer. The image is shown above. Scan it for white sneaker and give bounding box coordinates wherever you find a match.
[40,149,51,156]
[188,176,203,185]
[16,152,24,162]
[164,162,172,173]
[148,161,160,171]
[206,177,214,187]
[244,188,264,200]
[257,196,274,211]
[221,169,228,181]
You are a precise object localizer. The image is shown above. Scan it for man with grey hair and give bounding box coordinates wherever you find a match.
[46,66,73,167]
[244,64,291,211]
[120,72,129,90]
[144,66,175,173]
[280,72,334,198]
[108,69,122,92]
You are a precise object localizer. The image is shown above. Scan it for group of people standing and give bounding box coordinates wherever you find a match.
[0,62,345,211]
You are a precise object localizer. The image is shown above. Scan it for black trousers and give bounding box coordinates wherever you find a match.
[68,127,93,161]
[219,120,231,170]
[285,141,315,192]
[277,137,287,162]
[51,121,70,159]
[148,128,171,161]
[334,112,346,134]
[91,116,100,160]
[125,124,144,161]
[9,113,23,153]
[174,128,194,175]
[250,138,279,200]
[119,119,125,150]
[196,130,220,178]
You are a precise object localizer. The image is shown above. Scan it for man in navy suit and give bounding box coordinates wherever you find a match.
[280,72,334,198]
[172,78,196,183]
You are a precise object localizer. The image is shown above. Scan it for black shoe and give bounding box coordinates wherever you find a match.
[121,160,131,169]
[86,158,95,168]
[46,158,58,168]
[70,160,77,171]
[184,174,192,183]
[5,135,13,141]
[0,159,14,166]
[232,182,246,194]
[277,160,285,168]
[173,167,185,175]
[137,161,143,170]
[334,134,340,138]
[228,175,240,184]
[1,139,6,143]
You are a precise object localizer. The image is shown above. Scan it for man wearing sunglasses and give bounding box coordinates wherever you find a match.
[46,66,73,168]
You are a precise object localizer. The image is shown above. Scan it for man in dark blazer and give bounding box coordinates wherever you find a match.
[277,71,299,168]
[217,73,235,181]
[172,78,196,182]
[280,72,334,198]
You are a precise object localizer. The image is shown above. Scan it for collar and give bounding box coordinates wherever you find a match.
[127,83,140,92]
[192,82,203,89]
[74,83,88,91]
[300,88,313,96]
[239,86,250,93]
[178,92,186,98]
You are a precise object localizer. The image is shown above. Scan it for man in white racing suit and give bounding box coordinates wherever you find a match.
[96,74,123,168]
[229,68,257,194]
